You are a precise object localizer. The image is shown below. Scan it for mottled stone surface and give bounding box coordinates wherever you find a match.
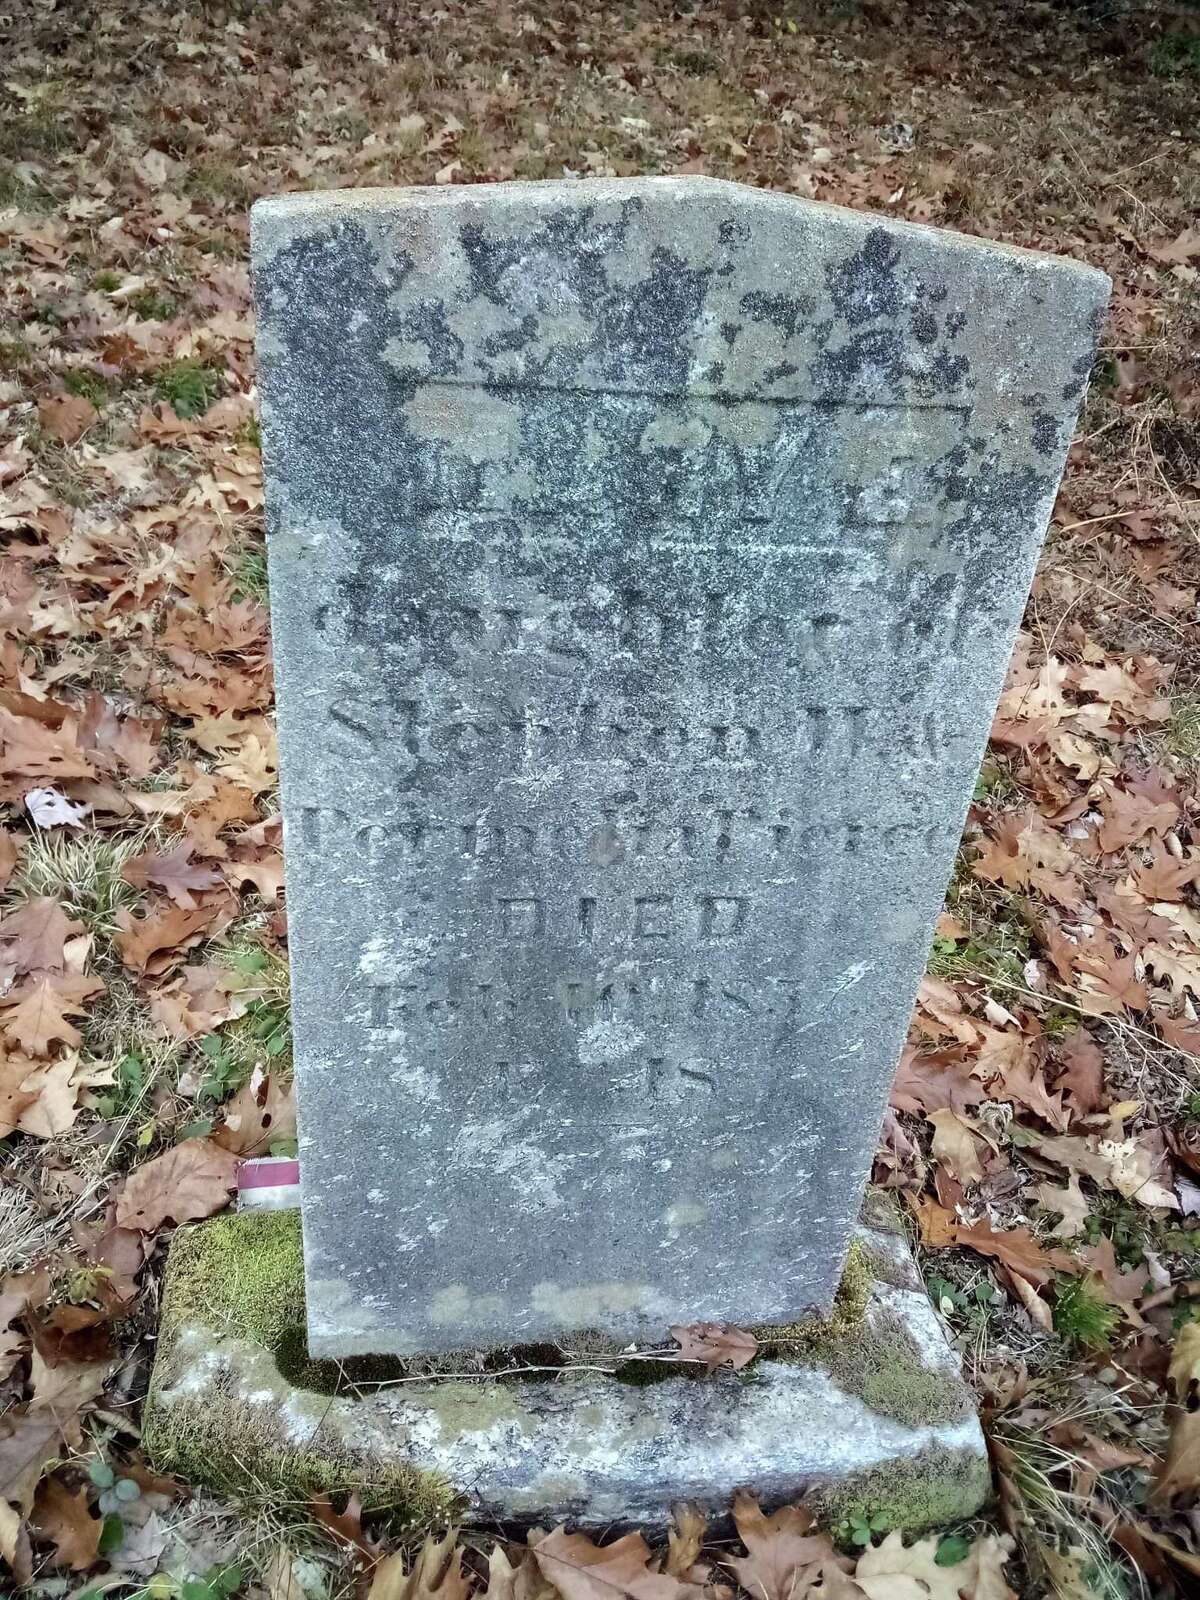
[145,1211,990,1530]
[253,177,1108,1358]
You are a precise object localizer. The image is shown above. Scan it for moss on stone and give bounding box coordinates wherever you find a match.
[809,1447,992,1534]
[755,1241,967,1429]
[156,1209,305,1356]
[146,1209,975,1523]
[142,1382,460,1524]
[145,1213,460,1521]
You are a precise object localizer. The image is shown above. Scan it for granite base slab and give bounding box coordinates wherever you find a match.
[143,1210,990,1531]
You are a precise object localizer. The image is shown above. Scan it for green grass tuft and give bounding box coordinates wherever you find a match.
[1053,1275,1117,1351]
[1168,696,1200,764]
[156,358,223,419]
[1150,31,1200,77]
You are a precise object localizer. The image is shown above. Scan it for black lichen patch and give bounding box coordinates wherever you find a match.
[826,228,903,327]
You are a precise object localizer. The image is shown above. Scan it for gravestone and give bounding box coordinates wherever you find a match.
[252,178,1108,1361]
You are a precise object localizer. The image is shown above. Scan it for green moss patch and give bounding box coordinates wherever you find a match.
[754,1239,968,1429]
[146,1210,975,1521]
[810,1448,993,1535]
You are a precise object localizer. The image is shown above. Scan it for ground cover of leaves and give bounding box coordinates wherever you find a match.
[1,0,1199,1596]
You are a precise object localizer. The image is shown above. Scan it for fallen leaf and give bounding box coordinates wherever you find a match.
[0,830,21,889]
[1154,1321,1200,1506]
[724,1494,842,1600]
[853,1531,1015,1600]
[115,1138,239,1231]
[669,1322,758,1373]
[122,843,223,908]
[211,1070,296,1156]
[262,1546,307,1600]
[0,897,83,978]
[24,787,90,829]
[113,896,235,976]
[1035,1174,1090,1239]
[665,1504,708,1582]
[0,980,85,1055]
[1130,844,1200,902]
[0,1497,30,1588]
[0,1412,60,1513]
[950,1218,1077,1290]
[891,1046,986,1115]
[927,1108,984,1186]
[534,1528,703,1600]
[38,393,97,443]
[15,1053,89,1138]
[0,1052,42,1137]
[1053,1031,1106,1116]
[109,1508,169,1576]
[368,1529,474,1600]
[31,1475,102,1570]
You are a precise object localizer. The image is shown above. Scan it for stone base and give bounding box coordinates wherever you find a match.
[142,1208,990,1531]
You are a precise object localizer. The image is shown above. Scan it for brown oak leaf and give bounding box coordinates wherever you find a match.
[113,895,235,976]
[669,1321,758,1373]
[1153,1322,1200,1507]
[212,1070,296,1156]
[1097,783,1178,854]
[0,710,93,782]
[122,843,223,908]
[949,1218,1078,1290]
[0,829,20,889]
[38,393,97,443]
[890,1045,986,1115]
[1053,1030,1107,1115]
[0,980,85,1055]
[1130,844,1200,902]
[115,1138,239,1232]
[724,1494,845,1600]
[531,1528,705,1600]
[0,897,83,978]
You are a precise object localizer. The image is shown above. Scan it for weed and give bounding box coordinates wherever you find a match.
[926,910,1030,990]
[0,1185,61,1276]
[236,414,261,450]
[27,432,94,507]
[10,828,150,939]
[231,539,269,601]
[1042,1008,1081,1040]
[1150,32,1200,77]
[130,287,178,322]
[189,942,292,1105]
[1091,353,1118,391]
[155,359,223,419]
[95,1052,150,1120]
[995,1418,1139,1600]
[0,165,54,210]
[973,760,1019,804]
[186,161,250,201]
[1168,696,1200,764]
[64,368,109,407]
[1053,1276,1117,1351]
[0,335,35,377]
[837,1509,890,1548]
[91,269,122,293]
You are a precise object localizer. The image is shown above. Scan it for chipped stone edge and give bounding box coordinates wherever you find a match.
[143,1209,990,1531]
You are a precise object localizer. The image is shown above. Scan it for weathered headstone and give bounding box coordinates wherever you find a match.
[252,178,1107,1360]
